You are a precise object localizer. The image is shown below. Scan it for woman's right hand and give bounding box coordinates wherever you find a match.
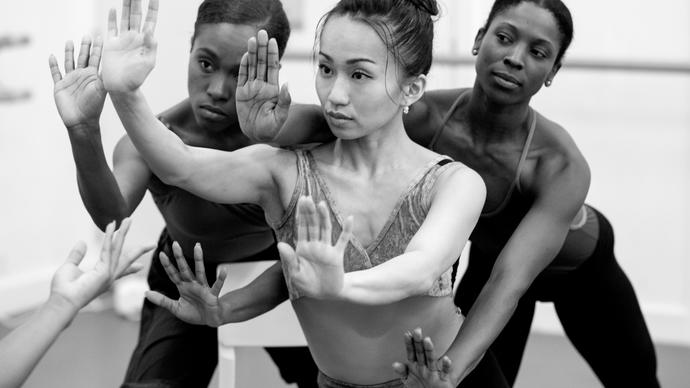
[49,37,106,130]
[101,0,159,93]
[145,242,228,327]
[236,30,292,142]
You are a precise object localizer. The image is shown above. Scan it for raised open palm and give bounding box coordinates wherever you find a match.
[236,30,292,142]
[101,0,159,93]
[392,328,455,388]
[50,218,153,311]
[49,37,106,128]
[146,242,228,327]
[278,196,352,299]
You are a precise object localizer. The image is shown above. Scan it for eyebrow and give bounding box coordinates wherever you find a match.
[319,51,376,65]
[194,47,218,59]
[495,22,556,49]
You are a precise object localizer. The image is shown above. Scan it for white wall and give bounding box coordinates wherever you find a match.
[1,0,688,347]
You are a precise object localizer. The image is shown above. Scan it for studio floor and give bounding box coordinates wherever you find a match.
[4,309,690,388]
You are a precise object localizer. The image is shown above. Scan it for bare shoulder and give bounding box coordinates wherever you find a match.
[527,111,590,202]
[113,134,143,163]
[405,88,469,145]
[433,159,487,201]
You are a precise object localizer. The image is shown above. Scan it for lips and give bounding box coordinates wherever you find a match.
[199,104,228,117]
[492,71,522,88]
[326,110,352,120]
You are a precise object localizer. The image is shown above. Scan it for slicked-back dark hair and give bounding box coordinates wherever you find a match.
[193,0,290,58]
[483,0,573,64]
[315,0,440,77]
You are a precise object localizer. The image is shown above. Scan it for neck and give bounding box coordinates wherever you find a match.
[465,82,532,143]
[330,114,415,176]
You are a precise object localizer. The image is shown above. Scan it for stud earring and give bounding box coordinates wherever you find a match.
[545,80,552,87]
[472,48,478,55]
[403,106,410,114]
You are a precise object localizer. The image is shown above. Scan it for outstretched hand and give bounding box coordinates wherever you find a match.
[392,328,455,388]
[101,0,159,93]
[145,242,228,327]
[50,218,152,313]
[236,29,291,142]
[278,196,352,299]
[49,36,106,129]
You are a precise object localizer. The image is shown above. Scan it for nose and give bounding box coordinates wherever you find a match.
[327,75,349,107]
[503,45,526,70]
[206,74,233,101]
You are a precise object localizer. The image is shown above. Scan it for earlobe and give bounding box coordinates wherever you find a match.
[545,63,561,87]
[403,74,427,106]
[473,28,486,54]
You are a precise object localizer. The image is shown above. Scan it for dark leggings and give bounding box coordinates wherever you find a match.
[456,209,659,388]
[121,229,318,388]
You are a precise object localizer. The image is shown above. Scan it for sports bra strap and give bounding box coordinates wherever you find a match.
[428,90,469,149]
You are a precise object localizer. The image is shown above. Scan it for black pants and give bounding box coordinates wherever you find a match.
[121,229,318,388]
[457,209,659,388]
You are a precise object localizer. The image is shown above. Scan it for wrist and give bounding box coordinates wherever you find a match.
[43,295,80,329]
[66,121,101,135]
[109,89,141,100]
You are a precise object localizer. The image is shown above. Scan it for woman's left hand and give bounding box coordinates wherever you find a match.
[278,196,352,299]
[393,328,455,388]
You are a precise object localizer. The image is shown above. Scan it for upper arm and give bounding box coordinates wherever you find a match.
[112,135,151,214]
[406,164,486,277]
[493,148,590,285]
[171,144,290,216]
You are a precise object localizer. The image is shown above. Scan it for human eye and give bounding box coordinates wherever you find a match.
[531,46,550,59]
[496,32,513,44]
[352,71,370,80]
[198,59,215,73]
[318,63,333,76]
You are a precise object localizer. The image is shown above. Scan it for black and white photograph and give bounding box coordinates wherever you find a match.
[0,0,689,387]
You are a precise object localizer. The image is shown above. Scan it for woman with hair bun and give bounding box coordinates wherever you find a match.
[100,0,488,386]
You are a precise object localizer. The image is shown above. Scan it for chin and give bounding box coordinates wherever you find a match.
[329,127,360,140]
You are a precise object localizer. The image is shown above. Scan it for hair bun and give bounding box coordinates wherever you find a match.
[407,0,439,16]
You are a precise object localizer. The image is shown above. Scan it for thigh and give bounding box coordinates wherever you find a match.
[554,212,659,388]
[489,296,536,386]
[457,349,510,388]
[122,237,219,387]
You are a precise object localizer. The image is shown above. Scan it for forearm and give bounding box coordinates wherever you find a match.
[219,263,289,323]
[109,91,193,185]
[271,104,332,146]
[66,124,130,229]
[340,251,438,305]
[0,296,77,388]
[445,273,527,384]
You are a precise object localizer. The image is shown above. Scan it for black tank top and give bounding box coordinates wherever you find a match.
[429,91,598,272]
[147,118,276,264]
